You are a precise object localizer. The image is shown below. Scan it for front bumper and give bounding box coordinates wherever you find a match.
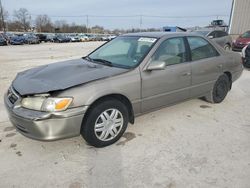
[4,90,88,141]
[232,43,247,52]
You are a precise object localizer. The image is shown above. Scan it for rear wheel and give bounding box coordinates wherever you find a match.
[204,74,230,103]
[81,99,129,147]
[224,44,231,51]
[212,74,230,103]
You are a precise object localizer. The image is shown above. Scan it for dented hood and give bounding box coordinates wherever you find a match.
[12,59,128,96]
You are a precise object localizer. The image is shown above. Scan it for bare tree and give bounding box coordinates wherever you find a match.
[13,8,31,31]
[91,25,104,33]
[0,0,8,31]
[35,14,53,32]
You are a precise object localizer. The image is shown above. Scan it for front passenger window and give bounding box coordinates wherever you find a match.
[151,37,187,66]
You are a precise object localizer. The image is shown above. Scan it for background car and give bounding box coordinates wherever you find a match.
[9,35,25,45]
[242,44,250,68]
[23,34,40,44]
[1,32,12,44]
[45,34,55,42]
[0,34,8,46]
[68,34,80,42]
[36,34,48,43]
[53,34,71,43]
[78,34,89,42]
[193,30,232,50]
[232,30,250,51]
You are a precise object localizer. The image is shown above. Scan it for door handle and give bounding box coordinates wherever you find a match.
[217,64,223,68]
[181,72,191,76]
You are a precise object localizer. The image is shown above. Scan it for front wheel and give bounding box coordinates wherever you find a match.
[81,99,129,147]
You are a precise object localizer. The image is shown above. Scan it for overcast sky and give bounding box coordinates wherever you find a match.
[2,0,233,29]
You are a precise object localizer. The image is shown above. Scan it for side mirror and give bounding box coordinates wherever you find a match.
[147,61,166,71]
[208,35,214,39]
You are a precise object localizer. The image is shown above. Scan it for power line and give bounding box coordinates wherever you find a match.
[9,13,229,19]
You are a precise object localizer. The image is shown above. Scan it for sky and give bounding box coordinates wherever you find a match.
[2,0,233,30]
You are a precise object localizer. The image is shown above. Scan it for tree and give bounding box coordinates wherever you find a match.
[13,8,31,31]
[35,14,53,32]
[0,1,8,31]
[91,25,104,33]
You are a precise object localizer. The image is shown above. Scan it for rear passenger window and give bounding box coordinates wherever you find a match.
[187,37,219,61]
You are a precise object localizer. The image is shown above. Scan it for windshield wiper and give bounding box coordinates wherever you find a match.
[82,56,93,62]
[91,58,113,67]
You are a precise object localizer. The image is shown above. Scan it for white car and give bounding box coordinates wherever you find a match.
[242,44,250,68]
[79,34,89,42]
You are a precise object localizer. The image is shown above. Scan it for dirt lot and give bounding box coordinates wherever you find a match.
[0,42,250,188]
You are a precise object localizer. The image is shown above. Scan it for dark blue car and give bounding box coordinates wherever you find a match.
[10,35,25,45]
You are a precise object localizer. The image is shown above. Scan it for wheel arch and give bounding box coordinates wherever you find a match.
[224,71,232,89]
[83,94,135,125]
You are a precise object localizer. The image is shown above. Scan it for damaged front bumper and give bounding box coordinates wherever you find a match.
[4,88,88,141]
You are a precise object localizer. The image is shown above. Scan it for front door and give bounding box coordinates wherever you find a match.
[140,37,191,112]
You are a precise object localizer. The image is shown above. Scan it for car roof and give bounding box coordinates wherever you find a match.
[122,32,198,39]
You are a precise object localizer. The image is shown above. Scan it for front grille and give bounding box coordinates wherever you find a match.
[7,87,19,104]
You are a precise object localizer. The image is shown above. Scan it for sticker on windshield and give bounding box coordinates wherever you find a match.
[138,37,157,43]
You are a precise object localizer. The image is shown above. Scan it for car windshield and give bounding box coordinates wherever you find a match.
[88,36,157,69]
[241,31,250,38]
[193,31,210,36]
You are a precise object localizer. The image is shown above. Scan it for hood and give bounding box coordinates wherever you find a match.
[12,59,128,96]
[236,37,250,44]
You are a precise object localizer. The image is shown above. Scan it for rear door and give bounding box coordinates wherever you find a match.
[186,36,223,97]
[140,37,191,112]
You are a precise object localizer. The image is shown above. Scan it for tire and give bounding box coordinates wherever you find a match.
[212,74,230,103]
[204,74,230,103]
[81,99,129,147]
[224,44,231,51]
[243,58,250,69]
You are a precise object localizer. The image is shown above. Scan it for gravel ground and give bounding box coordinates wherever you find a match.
[0,42,250,188]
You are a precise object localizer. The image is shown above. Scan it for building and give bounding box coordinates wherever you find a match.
[229,0,250,36]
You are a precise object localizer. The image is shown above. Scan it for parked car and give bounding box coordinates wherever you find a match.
[24,34,40,44]
[193,30,232,50]
[9,35,25,45]
[101,35,116,41]
[45,34,55,42]
[242,44,250,68]
[0,34,8,46]
[36,34,47,43]
[53,34,71,43]
[69,34,80,42]
[1,32,12,44]
[4,32,243,147]
[79,34,89,42]
[232,30,250,51]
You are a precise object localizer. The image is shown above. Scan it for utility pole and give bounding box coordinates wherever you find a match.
[139,15,142,32]
[86,15,89,33]
[0,0,6,32]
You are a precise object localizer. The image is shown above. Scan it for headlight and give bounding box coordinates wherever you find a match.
[21,97,73,112]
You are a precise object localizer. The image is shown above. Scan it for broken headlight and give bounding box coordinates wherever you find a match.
[21,97,73,112]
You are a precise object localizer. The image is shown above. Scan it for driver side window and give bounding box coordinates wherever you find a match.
[151,37,187,66]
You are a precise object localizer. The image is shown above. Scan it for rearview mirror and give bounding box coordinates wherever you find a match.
[208,35,214,39]
[147,61,166,71]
